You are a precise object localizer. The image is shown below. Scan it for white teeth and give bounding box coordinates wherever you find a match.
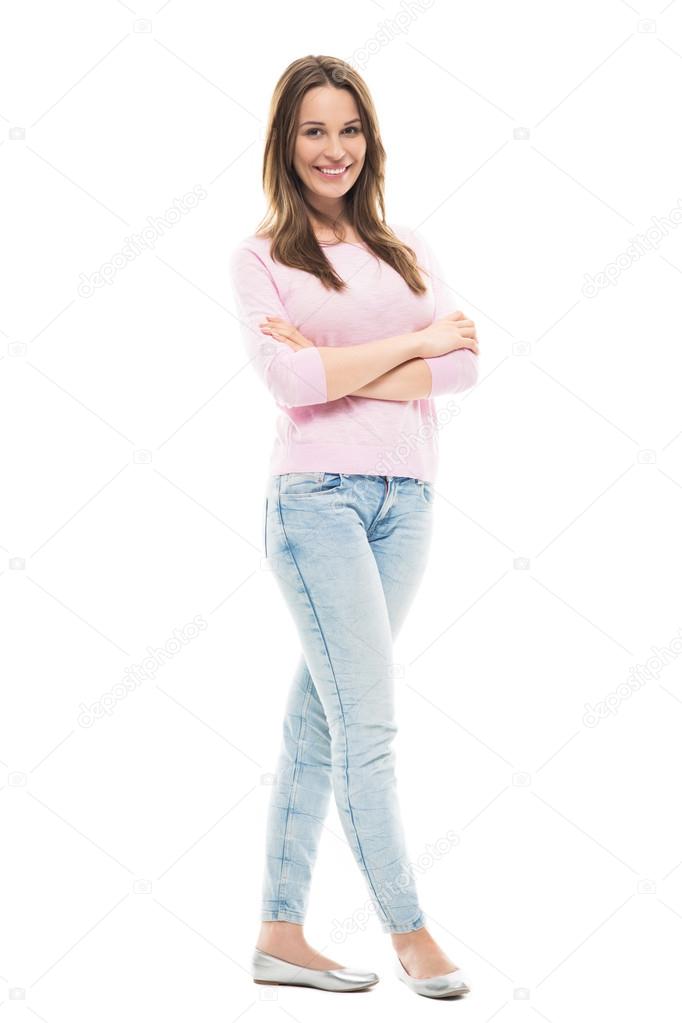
[315,166,348,175]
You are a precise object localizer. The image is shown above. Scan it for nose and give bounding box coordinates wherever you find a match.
[324,138,347,161]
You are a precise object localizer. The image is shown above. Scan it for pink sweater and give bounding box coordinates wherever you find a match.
[228,223,478,483]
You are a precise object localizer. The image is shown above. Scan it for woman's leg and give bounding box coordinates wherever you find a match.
[261,474,434,935]
[260,494,433,927]
[260,653,333,926]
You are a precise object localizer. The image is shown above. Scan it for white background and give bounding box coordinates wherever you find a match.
[1,0,682,1019]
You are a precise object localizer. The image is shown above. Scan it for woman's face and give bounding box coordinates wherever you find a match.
[293,85,367,216]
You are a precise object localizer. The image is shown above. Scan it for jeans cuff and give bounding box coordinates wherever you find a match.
[260,909,306,925]
[381,911,426,934]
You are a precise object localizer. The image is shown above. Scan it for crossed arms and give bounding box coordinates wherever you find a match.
[259,314,478,404]
[228,243,479,408]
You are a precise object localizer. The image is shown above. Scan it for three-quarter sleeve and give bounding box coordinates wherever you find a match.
[228,243,328,408]
[411,229,479,398]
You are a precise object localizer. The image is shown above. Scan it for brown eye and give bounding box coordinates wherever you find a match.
[304,126,361,136]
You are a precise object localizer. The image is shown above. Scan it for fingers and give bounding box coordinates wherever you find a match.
[260,321,293,341]
[260,317,316,349]
[263,316,294,330]
[260,318,287,330]
[459,340,478,354]
[443,311,474,324]
[444,311,477,334]
[260,324,301,351]
[264,329,292,344]
[260,316,290,330]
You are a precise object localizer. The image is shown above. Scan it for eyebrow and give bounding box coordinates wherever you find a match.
[300,118,362,126]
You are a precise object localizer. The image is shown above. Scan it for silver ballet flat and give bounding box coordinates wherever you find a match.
[252,947,380,992]
[395,953,471,998]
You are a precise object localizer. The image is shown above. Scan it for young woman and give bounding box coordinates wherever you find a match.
[228,55,479,999]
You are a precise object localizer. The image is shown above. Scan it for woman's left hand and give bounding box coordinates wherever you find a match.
[259,316,315,352]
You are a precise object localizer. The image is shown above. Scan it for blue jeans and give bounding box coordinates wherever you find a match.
[261,472,435,934]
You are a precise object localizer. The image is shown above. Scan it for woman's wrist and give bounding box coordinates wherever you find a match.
[398,331,423,361]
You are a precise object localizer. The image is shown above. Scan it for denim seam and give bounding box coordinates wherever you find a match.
[275,486,396,930]
[275,668,315,912]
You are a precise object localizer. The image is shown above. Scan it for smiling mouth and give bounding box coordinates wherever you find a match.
[313,164,351,177]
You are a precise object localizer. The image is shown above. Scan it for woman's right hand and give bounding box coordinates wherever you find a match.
[414,311,479,358]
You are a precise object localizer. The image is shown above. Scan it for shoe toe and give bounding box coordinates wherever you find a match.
[330,967,379,989]
[395,955,471,998]
[427,973,470,996]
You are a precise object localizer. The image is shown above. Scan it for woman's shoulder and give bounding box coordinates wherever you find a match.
[389,223,437,271]
[230,231,272,256]
[228,233,275,278]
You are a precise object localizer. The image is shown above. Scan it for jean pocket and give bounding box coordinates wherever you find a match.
[417,479,434,504]
[280,472,344,497]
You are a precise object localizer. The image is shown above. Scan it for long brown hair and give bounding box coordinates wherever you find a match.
[254,55,428,296]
